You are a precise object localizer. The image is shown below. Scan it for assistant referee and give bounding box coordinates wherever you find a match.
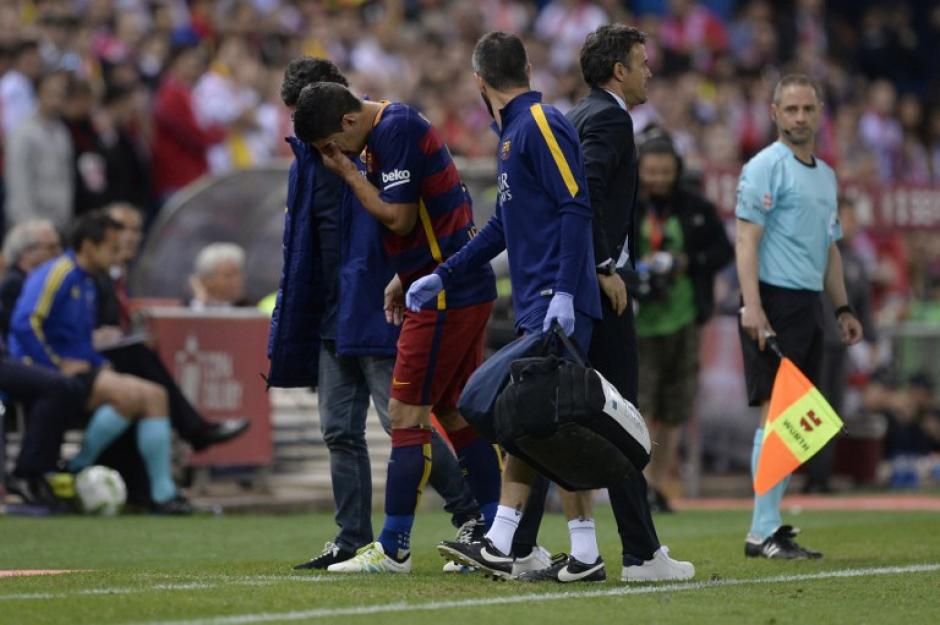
[736,74,863,560]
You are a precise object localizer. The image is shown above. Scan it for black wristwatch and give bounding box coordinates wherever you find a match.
[597,260,616,276]
[834,305,854,319]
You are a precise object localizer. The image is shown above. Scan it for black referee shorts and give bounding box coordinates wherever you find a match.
[739,282,823,407]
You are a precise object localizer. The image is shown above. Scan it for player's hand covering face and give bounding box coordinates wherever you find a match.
[317,141,359,178]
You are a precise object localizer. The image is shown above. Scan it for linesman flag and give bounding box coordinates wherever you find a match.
[754,341,844,496]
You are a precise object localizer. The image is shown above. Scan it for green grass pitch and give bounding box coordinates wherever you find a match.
[1,507,939,625]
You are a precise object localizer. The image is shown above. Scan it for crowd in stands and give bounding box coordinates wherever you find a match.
[0,1,937,215]
[1,0,939,509]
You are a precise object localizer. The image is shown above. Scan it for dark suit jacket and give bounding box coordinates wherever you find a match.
[566,87,638,269]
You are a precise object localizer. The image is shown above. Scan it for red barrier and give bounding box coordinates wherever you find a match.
[146,309,273,467]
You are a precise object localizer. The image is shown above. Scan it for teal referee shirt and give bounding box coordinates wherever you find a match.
[735,141,842,292]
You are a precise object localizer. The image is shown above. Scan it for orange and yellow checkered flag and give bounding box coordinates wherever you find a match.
[754,354,844,496]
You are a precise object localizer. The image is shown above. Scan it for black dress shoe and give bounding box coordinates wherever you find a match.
[648,488,675,513]
[204,419,251,446]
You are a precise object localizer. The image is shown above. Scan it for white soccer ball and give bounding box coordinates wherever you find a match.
[75,466,127,516]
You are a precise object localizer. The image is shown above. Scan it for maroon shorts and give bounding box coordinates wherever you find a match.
[391,301,494,412]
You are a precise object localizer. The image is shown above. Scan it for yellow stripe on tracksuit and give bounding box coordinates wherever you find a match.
[417,199,447,310]
[415,441,433,506]
[30,257,74,365]
[529,103,580,198]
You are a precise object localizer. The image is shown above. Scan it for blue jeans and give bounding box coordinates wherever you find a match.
[317,344,479,552]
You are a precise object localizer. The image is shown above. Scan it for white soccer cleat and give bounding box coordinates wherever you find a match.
[620,546,695,582]
[326,542,411,574]
[511,545,553,578]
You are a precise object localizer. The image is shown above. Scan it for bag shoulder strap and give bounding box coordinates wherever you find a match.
[539,320,588,367]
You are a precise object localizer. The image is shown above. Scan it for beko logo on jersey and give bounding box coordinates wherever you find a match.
[382,169,411,188]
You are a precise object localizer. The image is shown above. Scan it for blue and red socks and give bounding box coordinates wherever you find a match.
[378,427,432,561]
[449,426,501,528]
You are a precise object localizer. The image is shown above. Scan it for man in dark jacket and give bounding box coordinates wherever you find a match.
[268,58,482,572]
[564,24,695,582]
[633,136,733,512]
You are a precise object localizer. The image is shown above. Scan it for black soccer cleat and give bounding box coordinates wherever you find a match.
[516,553,606,583]
[294,541,356,570]
[745,525,823,559]
[438,537,514,580]
[454,514,487,543]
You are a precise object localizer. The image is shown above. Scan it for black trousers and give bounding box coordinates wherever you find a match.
[103,343,210,447]
[0,357,85,477]
[513,297,660,560]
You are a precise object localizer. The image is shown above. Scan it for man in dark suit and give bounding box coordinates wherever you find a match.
[566,23,694,582]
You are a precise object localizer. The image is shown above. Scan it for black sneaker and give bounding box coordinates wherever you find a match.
[294,541,355,570]
[150,495,196,515]
[438,537,514,580]
[745,525,823,559]
[516,553,606,583]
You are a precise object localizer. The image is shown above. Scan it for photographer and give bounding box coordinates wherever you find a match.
[632,136,732,512]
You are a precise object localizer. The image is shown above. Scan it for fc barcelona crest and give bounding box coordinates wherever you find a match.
[500,140,511,161]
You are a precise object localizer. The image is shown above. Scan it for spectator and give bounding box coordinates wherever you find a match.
[534,0,608,72]
[98,82,156,213]
[859,80,903,182]
[151,42,226,198]
[0,39,43,137]
[0,219,62,336]
[660,0,729,73]
[193,37,262,174]
[883,373,939,488]
[930,107,940,184]
[63,76,110,216]
[895,93,931,185]
[4,71,74,230]
[804,197,880,493]
[189,242,247,309]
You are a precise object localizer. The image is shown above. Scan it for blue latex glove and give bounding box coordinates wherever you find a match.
[542,291,575,335]
[405,273,443,312]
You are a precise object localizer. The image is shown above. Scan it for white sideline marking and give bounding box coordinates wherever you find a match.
[0,577,340,602]
[122,563,940,625]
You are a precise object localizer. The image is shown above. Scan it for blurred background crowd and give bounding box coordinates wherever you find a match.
[2,0,940,213]
[1,0,939,503]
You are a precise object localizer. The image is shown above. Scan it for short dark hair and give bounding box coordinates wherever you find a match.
[292,82,362,143]
[70,211,123,251]
[280,57,348,107]
[471,32,529,91]
[580,24,647,88]
[773,74,821,104]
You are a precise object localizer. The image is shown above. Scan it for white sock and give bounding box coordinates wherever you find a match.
[485,505,521,555]
[568,517,599,564]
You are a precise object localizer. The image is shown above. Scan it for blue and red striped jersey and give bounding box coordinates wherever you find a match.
[365,102,495,311]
